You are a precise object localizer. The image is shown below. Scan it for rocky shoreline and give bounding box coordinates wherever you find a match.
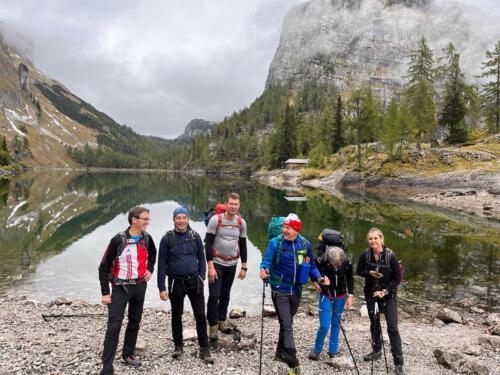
[0,296,498,375]
[253,169,500,221]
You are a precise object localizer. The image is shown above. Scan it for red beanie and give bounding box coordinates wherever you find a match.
[284,213,302,232]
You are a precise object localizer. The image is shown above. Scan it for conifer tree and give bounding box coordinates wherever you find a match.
[438,43,468,144]
[405,36,437,150]
[479,41,500,133]
[332,95,345,153]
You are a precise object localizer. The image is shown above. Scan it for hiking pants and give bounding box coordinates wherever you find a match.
[314,294,345,354]
[272,290,300,367]
[101,282,146,375]
[367,295,404,366]
[169,274,209,347]
[207,263,237,326]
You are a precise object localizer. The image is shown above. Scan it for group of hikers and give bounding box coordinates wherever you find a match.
[98,192,405,375]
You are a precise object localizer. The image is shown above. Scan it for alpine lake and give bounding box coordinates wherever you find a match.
[0,171,498,315]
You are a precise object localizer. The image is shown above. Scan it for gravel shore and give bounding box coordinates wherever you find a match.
[1,296,498,375]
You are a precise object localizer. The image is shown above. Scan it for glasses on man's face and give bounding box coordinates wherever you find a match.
[136,217,151,222]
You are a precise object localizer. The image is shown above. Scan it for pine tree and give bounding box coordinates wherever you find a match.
[438,43,468,144]
[332,95,345,153]
[479,41,500,133]
[405,36,437,150]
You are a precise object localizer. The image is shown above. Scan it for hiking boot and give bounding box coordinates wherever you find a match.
[288,366,301,375]
[282,352,299,368]
[172,345,183,359]
[218,320,233,334]
[308,349,320,361]
[199,346,214,364]
[327,352,337,358]
[122,355,141,368]
[209,325,218,341]
[395,364,405,375]
[363,350,382,361]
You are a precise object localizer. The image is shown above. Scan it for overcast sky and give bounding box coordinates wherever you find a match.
[0,0,498,139]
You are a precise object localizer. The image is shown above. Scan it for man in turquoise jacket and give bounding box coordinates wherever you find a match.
[259,213,328,375]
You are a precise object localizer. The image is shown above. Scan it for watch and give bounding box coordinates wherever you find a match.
[383,289,389,296]
[241,267,248,271]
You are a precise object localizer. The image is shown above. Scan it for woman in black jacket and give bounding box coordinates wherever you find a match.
[309,246,354,360]
[356,227,404,375]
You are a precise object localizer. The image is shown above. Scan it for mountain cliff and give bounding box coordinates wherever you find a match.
[0,35,97,167]
[176,118,214,143]
[266,0,500,101]
[0,34,178,169]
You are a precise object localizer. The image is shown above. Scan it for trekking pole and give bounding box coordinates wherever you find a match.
[42,313,106,322]
[375,301,389,374]
[339,312,360,375]
[259,278,268,375]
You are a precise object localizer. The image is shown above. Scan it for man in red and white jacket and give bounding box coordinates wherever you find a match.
[98,206,157,375]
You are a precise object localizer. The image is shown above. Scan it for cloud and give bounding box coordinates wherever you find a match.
[0,0,498,138]
[0,0,306,138]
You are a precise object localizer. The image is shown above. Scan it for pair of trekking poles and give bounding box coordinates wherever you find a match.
[258,279,361,375]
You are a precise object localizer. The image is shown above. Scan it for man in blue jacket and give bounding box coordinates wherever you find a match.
[259,213,328,375]
[157,207,213,364]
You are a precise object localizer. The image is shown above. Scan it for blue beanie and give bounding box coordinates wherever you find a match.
[173,207,190,219]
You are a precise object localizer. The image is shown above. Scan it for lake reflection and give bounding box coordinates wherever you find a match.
[1,171,498,313]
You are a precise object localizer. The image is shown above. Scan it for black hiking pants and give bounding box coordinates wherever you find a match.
[207,263,237,326]
[272,290,301,368]
[169,274,209,347]
[101,282,146,375]
[367,294,404,366]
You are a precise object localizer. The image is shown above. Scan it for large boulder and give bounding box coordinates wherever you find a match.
[437,308,463,324]
[434,349,489,375]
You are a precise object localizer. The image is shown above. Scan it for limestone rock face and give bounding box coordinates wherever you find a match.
[176,118,214,143]
[266,0,500,101]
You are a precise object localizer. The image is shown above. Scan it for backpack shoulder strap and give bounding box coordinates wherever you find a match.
[215,213,223,233]
[166,230,175,252]
[188,228,200,253]
[385,248,393,265]
[298,234,307,251]
[116,231,127,258]
[274,234,283,266]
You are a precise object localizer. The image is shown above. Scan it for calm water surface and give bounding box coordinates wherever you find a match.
[0,171,498,314]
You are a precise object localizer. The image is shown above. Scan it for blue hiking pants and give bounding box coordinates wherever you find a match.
[313,294,345,354]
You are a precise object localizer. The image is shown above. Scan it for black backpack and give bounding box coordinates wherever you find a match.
[316,228,346,258]
[116,231,152,257]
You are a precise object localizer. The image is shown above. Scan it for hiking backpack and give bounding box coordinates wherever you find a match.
[165,228,199,254]
[367,247,405,283]
[116,231,152,257]
[203,203,227,227]
[316,228,346,258]
[268,215,286,240]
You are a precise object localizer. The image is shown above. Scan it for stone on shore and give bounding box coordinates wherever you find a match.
[438,308,463,324]
[229,308,246,319]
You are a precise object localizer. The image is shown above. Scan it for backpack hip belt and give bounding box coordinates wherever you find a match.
[211,247,240,261]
